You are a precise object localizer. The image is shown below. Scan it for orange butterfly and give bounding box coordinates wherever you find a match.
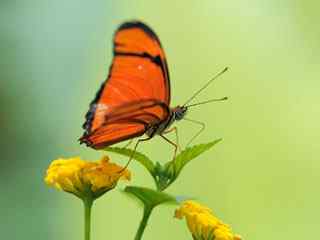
[80,21,227,157]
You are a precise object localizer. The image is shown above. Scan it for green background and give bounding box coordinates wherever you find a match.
[1,1,319,239]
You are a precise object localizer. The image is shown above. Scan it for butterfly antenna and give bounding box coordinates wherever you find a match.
[182,67,229,107]
[186,97,228,108]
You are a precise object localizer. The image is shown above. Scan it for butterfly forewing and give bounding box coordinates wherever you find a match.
[81,21,171,149]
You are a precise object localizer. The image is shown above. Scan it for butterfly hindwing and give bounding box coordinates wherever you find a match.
[80,99,170,148]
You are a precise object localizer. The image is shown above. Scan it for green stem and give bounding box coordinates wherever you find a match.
[134,206,153,240]
[83,197,93,240]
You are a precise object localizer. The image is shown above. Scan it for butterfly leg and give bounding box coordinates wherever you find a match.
[160,134,178,161]
[182,117,206,147]
[122,139,133,149]
[162,126,181,152]
[122,136,152,170]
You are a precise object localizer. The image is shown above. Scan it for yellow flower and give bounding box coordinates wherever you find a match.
[175,201,242,240]
[45,156,131,199]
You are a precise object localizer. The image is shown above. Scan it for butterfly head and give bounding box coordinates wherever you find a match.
[173,106,188,121]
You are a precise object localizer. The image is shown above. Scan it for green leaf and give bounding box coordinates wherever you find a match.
[105,140,222,192]
[167,139,222,181]
[124,186,177,208]
[103,147,155,175]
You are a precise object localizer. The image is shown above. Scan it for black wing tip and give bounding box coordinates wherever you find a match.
[79,134,100,150]
[81,111,94,138]
[81,79,108,136]
[79,134,90,145]
[79,135,107,150]
[117,20,160,42]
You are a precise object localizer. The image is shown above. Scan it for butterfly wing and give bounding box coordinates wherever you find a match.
[80,99,169,149]
[81,21,171,149]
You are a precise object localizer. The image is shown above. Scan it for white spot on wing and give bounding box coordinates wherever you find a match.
[95,103,109,116]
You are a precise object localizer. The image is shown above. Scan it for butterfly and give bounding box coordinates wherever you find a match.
[80,21,227,157]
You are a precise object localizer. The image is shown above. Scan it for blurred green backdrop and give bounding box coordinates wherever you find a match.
[1,1,319,239]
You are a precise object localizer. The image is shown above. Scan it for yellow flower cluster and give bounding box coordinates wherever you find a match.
[45,156,131,199]
[175,201,241,240]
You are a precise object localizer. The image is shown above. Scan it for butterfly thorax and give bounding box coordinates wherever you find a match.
[145,105,187,138]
